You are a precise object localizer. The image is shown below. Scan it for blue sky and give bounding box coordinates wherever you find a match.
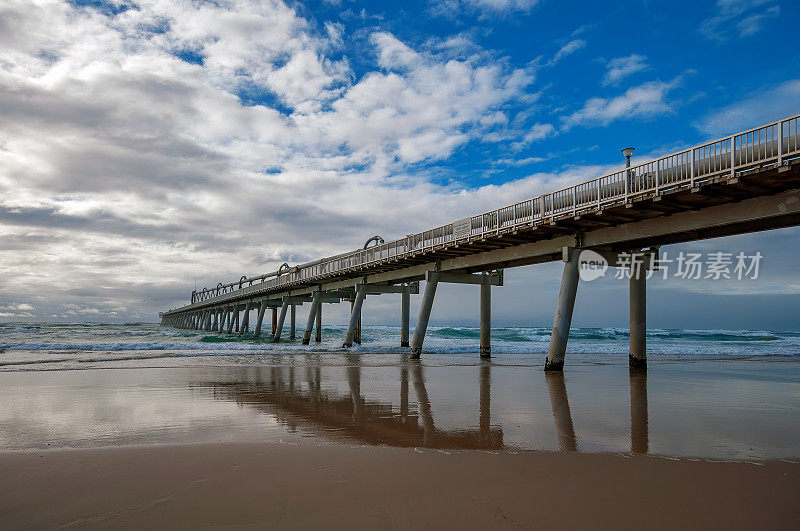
[0,0,799,327]
[285,0,799,188]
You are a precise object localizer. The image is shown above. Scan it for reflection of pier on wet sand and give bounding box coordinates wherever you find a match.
[201,361,650,454]
[203,359,503,450]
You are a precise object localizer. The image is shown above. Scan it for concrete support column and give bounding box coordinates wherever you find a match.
[480,274,491,358]
[271,308,277,336]
[401,286,410,347]
[290,305,296,340]
[354,300,362,345]
[253,302,267,338]
[204,310,212,331]
[315,303,322,343]
[629,268,647,371]
[227,307,235,334]
[545,249,581,371]
[239,301,251,336]
[274,299,289,342]
[212,310,218,331]
[410,272,439,359]
[343,285,367,348]
[302,293,321,345]
[233,308,240,333]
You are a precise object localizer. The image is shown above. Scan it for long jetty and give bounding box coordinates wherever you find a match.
[161,114,800,370]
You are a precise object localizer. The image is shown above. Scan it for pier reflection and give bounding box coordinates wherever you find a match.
[200,361,649,453]
[629,371,649,454]
[543,370,649,454]
[546,373,577,451]
[202,359,503,450]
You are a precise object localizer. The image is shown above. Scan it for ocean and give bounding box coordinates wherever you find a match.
[2,321,800,460]
[1,322,799,371]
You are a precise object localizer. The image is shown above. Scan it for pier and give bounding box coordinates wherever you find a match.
[161,114,800,370]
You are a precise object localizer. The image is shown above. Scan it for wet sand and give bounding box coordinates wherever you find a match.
[1,357,800,528]
[2,358,800,458]
[1,442,798,529]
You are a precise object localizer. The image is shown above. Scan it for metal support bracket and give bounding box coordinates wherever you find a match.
[430,270,503,286]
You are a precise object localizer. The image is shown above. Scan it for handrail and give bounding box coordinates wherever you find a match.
[178,113,800,311]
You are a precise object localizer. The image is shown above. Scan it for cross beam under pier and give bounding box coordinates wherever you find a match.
[410,271,502,358]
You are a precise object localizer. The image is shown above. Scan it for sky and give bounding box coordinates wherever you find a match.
[1,0,799,329]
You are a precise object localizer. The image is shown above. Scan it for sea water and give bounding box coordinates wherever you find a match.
[1,322,799,371]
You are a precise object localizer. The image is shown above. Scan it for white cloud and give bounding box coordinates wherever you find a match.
[525,122,554,141]
[0,0,542,322]
[0,302,36,318]
[696,79,800,137]
[701,0,779,41]
[494,156,547,167]
[550,39,586,65]
[736,6,780,36]
[512,123,555,148]
[602,54,648,86]
[0,303,35,312]
[562,79,678,129]
[431,0,539,18]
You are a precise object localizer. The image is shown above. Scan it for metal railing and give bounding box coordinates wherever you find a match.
[183,113,800,310]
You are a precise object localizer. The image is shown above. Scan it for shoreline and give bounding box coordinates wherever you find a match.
[1,442,798,529]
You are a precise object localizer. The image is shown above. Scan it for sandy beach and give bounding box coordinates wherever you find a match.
[1,356,799,528]
[2,442,799,529]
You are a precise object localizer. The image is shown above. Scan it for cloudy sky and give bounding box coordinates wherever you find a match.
[1,0,799,328]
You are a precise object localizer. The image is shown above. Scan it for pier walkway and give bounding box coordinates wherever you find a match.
[161,114,800,370]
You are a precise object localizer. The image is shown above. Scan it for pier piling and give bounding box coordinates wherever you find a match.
[239,301,251,336]
[343,285,366,348]
[302,293,321,345]
[401,285,410,347]
[274,299,289,342]
[290,304,296,339]
[480,274,491,358]
[253,302,266,338]
[410,272,439,358]
[227,307,235,334]
[315,303,322,343]
[545,248,581,372]
[629,266,647,371]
